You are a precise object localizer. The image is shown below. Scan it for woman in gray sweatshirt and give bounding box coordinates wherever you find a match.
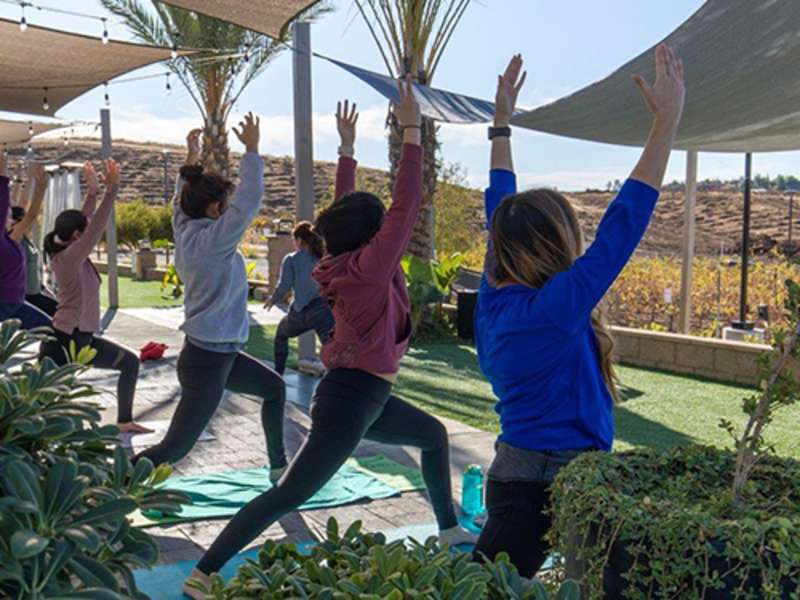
[134,115,287,481]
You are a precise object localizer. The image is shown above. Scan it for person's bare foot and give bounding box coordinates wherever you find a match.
[117,421,155,434]
[182,568,211,599]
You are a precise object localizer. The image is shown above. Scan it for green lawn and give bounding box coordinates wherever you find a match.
[246,325,800,460]
[100,274,260,309]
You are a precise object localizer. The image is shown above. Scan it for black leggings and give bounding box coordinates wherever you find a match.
[274,298,334,374]
[25,292,58,317]
[196,368,458,575]
[39,329,139,423]
[134,341,287,470]
[473,480,552,578]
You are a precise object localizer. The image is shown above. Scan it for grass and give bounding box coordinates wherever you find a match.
[100,274,261,309]
[246,325,800,460]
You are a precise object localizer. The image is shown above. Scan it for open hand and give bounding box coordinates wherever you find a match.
[233,112,260,154]
[102,159,121,189]
[336,100,359,148]
[83,161,99,195]
[393,76,421,129]
[633,44,685,128]
[495,54,527,127]
[186,128,202,163]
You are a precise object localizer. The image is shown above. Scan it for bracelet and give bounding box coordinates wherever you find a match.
[488,126,512,140]
[337,145,354,157]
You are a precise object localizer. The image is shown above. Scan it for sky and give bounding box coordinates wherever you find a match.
[2,0,799,191]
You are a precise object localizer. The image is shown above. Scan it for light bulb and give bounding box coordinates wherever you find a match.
[43,100,49,111]
[19,16,27,32]
[101,19,109,44]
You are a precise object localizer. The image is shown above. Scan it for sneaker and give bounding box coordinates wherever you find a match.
[438,525,479,547]
[297,358,325,377]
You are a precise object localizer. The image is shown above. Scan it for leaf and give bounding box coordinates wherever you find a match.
[48,589,129,600]
[10,529,49,559]
[69,555,120,591]
[2,460,43,509]
[73,498,138,525]
[555,580,581,600]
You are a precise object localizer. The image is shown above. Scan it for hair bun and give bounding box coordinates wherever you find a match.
[180,164,204,181]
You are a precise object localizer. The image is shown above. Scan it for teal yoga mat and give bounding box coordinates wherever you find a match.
[134,456,421,527]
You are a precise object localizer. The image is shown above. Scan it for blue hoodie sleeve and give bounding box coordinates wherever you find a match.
[536,178,659,331]
[481,169,517,289]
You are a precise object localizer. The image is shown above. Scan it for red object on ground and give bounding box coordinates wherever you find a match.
[139,342,168,362]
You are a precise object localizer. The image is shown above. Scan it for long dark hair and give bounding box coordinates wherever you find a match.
[293,221,324,259]
[179,165,235,219]
[314,192,385,256]
[491,188,619,403]
[43,209,88,257]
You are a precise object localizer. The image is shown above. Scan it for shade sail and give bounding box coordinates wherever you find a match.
[513,0,800,153]
[321,56,497,124]
[0,18,180,117]
[158,0,322,38]
[0,118,69,145]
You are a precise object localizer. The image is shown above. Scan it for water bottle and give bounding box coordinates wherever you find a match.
[462,464,485,516]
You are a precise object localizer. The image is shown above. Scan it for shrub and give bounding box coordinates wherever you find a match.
[201,518,581,599]
[0,320,189,599]
[116,200,173,250]
[401,253,464,335]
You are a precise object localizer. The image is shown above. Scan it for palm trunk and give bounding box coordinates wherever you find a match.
[202,106,230,178]
[389,114,440,260]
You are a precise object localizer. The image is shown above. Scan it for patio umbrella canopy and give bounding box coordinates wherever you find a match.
[158,0,322,38]
[0,118,68,144]
[513,0,800,153]
[0,18,181,117]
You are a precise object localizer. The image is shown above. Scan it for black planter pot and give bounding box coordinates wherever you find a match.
[602,538,798,599]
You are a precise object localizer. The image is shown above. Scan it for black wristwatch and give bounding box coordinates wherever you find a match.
[488,126,511,140]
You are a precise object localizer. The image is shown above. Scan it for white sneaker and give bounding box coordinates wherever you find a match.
[297,358,325,377]
[438,525,479,547]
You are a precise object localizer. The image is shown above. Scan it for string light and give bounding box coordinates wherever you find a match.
[103,82,110,106]
[101,17,109,44]
[165,73,172,93]
[171,32,180,60]
[19,2,27,31]
[42,87,49,112]
[27,121,33,137]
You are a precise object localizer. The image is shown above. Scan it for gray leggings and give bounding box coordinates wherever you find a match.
[196,368,458,575]
[134,341,287,469]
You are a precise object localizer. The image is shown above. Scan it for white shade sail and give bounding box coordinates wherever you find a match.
[513,0,800,153]
[0,118,69,144]
[158,0,322,38]
[0,18,182,117]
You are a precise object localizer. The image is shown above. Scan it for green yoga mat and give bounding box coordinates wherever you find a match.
[133,455,424,527]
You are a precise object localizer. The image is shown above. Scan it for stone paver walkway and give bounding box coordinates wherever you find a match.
[85,309,495,564]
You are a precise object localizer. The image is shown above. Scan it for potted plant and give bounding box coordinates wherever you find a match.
[0,320,189,599]
[548,279,800,599]
[197,518,581,599]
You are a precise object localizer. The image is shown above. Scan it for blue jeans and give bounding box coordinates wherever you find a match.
[0,301,52,329]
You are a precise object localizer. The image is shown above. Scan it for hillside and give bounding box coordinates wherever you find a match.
[20,139,798,258]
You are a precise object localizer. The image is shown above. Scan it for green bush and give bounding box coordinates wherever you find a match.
[201,518,580,599]
[401,253,464,335]
[0,320,189,599]
[116,200,173,250]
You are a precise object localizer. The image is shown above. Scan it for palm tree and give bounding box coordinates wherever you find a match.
[100,0,327,176]
[355,0,471,259]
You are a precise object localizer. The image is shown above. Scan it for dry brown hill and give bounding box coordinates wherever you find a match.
[20,139,797,257]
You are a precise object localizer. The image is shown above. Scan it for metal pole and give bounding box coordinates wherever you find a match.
[101,108,119,311]
[292,21,316,363]
[679,151,698,334]
[737,153,752,328]
[162,150,169,202]
[789,192,794,247]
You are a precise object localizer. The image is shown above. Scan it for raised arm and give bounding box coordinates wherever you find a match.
[62,159,120,264]
[482,55,526,283]
[9,163,48,243]
[356,79,423,278]
[539,44,686,330]
[334,100,358,199]
[173,128,203,232]
[201,113,264,254]
[81,162,99,217]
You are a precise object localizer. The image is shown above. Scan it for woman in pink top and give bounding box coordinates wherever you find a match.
[185,82,474,593]
[39,160,150,434]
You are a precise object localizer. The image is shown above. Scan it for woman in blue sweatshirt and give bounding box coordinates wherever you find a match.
[472,47,686,577]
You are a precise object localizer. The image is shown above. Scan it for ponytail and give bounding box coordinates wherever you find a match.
[44,209,88,258]
[293,221,324,259]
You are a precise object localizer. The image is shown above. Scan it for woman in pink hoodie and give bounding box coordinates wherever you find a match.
[39,160,150,434]
[184,81,474,594]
